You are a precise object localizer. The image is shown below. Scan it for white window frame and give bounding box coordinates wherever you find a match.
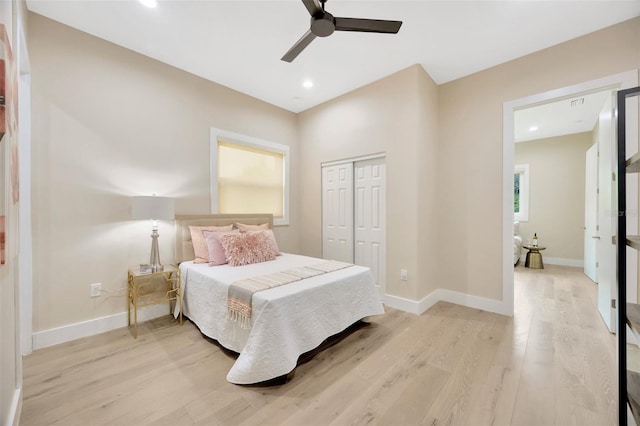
[514,164,529,222]
[210,128,290,226]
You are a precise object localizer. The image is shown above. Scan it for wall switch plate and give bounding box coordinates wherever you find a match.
[90,283,102,298]
[400,269,408,281]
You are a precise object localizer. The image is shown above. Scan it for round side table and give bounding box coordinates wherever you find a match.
[523,245,546,269]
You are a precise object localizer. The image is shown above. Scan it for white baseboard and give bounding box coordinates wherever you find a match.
[518,255,583,268]
[32,303,170,350]
[35,289,512,349]
[545,257,583,267]
[384,294,422,314]
[385,288,510,317]
[7,387,21,426]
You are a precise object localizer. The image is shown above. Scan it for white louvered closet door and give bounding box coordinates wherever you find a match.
[322,163,354,263]
[354,158,386,297]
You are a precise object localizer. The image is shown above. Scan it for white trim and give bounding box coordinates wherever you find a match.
[519,255,584,268]
[19,73,32,356]
[385,289,510,316]
[426,289,510,316]
[210,127,290,226]
[321,152,385,168]
[503,70,639,317]
[32,304,171,350]
[384,294,422,315]
[7,387,22,426]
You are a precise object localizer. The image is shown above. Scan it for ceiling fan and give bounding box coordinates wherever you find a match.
[281,0,403,63]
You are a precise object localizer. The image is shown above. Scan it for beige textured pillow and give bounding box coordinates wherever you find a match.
[189,225,234,263]
[219,231,276,267]
[235,222,269,231]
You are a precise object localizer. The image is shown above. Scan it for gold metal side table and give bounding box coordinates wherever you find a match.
[127,265,182,338]
[523,245,546,269]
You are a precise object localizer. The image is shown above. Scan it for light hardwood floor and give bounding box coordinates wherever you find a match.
[21,265,617,425]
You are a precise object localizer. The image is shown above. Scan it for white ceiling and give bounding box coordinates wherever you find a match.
[26,0,639,116]
[515,90,612,143]
[24,1,639,140]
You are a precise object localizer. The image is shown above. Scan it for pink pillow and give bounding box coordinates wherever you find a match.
[235,222,269,231]
[203,230,238,266]
[249,229,281,256]
[189,225,233,263]
[219,231,277,267]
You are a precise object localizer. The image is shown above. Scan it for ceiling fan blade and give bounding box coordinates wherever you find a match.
[334,17,402,34]
[281,29,317,62]
[302,0,323,16]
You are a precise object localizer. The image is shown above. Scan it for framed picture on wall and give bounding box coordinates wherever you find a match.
[0,22,17,265]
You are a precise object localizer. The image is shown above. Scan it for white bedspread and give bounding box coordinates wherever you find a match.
[174,253,385,384]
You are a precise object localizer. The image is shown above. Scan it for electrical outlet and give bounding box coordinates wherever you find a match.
[400,269,408,281]
[90,283,102,298]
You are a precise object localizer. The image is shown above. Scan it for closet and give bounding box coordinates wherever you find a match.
[322,156,386,296]
[617,85,640,426]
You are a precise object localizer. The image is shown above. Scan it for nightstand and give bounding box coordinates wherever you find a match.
[127,265,182,338]
[523,245,546,269]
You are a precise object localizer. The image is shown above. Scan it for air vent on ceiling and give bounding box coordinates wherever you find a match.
[570,98,585,107]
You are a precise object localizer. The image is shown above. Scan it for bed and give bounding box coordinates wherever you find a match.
[173,214,385,384]
[514,221,523,265]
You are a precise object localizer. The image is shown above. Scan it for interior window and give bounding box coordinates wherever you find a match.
[210,128,290,225]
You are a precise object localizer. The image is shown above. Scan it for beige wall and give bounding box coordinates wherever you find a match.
[515,132,593,261]
[298,64,440,301]
[438,17,639,300]
[27,11,640,338]
[29,13,298,332]
[299,18,639,305]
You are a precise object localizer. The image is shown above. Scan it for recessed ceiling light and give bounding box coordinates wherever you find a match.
[302,80,313,89]
[529,126,539,132]
[139,0,158,8]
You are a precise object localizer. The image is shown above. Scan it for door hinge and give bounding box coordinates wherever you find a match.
[612,235,617,245]
[612,299,616,309]
[612,172,616,181]
[596,262,599,268]
[597,225,599,231]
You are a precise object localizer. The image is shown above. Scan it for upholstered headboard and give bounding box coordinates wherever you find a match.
[174,214,273,264]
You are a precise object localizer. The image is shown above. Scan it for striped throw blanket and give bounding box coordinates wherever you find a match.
[227,260,353,329]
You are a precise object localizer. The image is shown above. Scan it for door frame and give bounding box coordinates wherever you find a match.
[584,144,598,282]
[502,70,639,316]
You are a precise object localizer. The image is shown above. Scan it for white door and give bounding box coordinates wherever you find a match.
[596,93,617,332]
[322,163,354,263]
[584,144,598,282]
[354,158,386,296]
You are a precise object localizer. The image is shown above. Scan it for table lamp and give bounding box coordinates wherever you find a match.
[132,195,175,272]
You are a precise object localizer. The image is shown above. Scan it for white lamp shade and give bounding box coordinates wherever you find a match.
[131,196,175,220]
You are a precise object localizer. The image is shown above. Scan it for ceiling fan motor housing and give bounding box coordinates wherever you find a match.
[311,12,335,37]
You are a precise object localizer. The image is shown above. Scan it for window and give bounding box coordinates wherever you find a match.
[210,128,290,225]
[514,164,529,222]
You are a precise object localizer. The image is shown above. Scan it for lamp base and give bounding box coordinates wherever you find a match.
[150,228,163,273]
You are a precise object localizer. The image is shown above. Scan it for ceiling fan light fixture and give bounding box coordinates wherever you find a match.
[281,0,403,63]
[138,0,158,8]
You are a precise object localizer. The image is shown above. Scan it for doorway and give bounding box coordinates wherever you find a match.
[503,70,639,319]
